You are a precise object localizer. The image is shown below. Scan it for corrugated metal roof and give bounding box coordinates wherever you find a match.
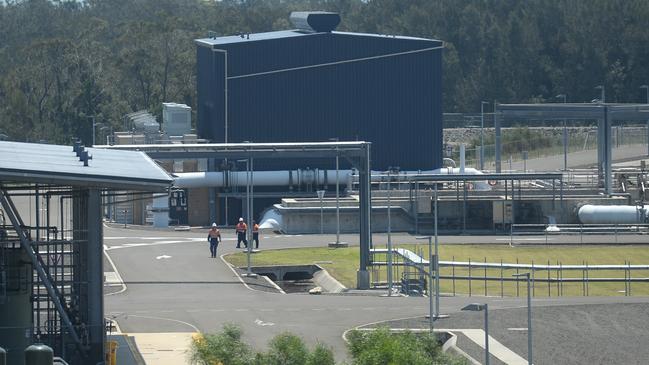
[0,141,172,191]
[195,30,441,47]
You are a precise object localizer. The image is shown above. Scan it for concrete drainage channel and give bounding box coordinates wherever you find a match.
[244,265,347,294]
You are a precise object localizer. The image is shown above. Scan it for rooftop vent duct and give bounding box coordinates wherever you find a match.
[290,11,340,33]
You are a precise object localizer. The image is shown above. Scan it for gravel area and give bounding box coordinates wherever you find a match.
[372,302,649,365]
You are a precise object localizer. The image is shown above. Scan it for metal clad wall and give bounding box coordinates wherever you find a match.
[196,32,442,171]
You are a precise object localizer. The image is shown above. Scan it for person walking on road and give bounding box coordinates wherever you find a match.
[252,221,260,249]
[235,218,248,248]
[207,223,221,258]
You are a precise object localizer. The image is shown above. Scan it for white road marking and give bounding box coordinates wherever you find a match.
[156,255,172,260]
[254,319,275,327]
[507,328,528,331]
[496,237,554,241]
[458,329,528,365]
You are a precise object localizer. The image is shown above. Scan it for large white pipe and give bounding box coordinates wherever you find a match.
[578,204,649,224]
[174,168,491,189]
[258,208,283,231]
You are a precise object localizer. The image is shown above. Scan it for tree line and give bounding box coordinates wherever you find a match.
[1,0,648,144]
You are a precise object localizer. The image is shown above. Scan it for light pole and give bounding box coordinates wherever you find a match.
[317,190,325,234]
[556,94,568,170]
[595,85,605,103]
[416,234,435,331]
[238,158,256,277]
[461,303,490,365]
[416,183,440,327]
[640,85,649,156]
[513,272,532,365]
[480,101,489,170]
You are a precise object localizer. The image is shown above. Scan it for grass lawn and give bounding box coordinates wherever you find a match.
[225,244,649,297]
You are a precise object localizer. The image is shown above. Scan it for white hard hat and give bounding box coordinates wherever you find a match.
[239,217,244,222]
[212,223,217,227]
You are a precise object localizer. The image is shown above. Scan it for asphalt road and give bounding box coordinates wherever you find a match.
[103,226,649,364]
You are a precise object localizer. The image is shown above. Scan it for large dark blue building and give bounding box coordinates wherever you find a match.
[195,12,443,171]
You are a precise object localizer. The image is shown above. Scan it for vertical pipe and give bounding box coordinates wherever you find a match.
[485,304,490,365]
[559,262,563,296]
[246,158,252,275]
[387,175,392,296]
[87,189,105,362]
[335,150,340,244]
[628,260,632,295]
[484,257,487,296]
[516,258,520,297]
[428,235,433,332]
[480,102,485,171]
[547,260,552,297]
[532,261,535,297]
[468,258,472,296]
[414,182,419,234]
[434,184,440,318]
[563,119,568,170]
[452,255,456,296]
[463,180,467,232]
[358,143,371,289]
[500,259,504,297]
[624,260,628,296]
[35,186,40,243]
[604,106,613,195]
[494,102,501,173]
[527,275,533,365]
[460,144,466,174]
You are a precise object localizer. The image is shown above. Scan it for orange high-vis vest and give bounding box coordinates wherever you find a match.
[236,222,247,233]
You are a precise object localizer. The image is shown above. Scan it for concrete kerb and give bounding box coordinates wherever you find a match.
[221,254,347,295]
[341,318,479,365]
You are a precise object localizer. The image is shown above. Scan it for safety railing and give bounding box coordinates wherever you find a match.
[370,248,649,297]
[510,223,649,246]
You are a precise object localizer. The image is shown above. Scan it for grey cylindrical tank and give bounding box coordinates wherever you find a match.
[0,248,32,365]
[0,346,6,365]
[24,343,53,365]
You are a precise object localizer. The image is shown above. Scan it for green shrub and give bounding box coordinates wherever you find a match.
[189,323,253,365]
[191,326,335,365]
[346,327,468,365]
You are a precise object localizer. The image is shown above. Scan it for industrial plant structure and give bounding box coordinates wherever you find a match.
[194,12,443,224]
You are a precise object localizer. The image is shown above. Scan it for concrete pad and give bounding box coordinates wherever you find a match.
[454,329,527,365]
[129,332,196,365]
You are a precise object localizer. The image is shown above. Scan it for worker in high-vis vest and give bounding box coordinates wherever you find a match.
[252,221,260,249]
[207,223,221,258]
[235,218,248,248]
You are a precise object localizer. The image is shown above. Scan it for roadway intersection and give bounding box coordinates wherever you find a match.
[103,225,649,364]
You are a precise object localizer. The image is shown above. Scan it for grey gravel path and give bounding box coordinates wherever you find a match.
[376,302,649,365]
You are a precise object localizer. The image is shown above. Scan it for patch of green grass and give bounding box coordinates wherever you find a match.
[224,244,649,296]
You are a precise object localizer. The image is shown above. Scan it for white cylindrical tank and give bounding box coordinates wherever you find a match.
[578,204,649,224]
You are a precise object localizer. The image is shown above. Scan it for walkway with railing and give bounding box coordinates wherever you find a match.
[370,248,649,297]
